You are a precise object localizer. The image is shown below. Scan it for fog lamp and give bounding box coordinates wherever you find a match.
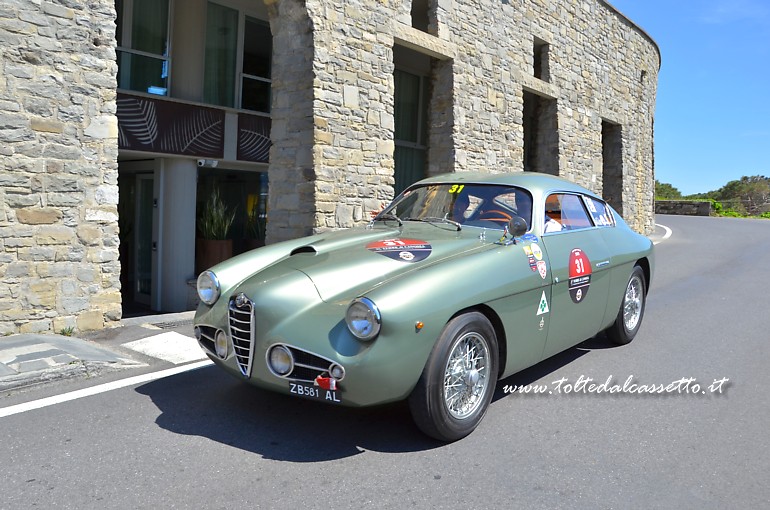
[267,345,294,377]
[215,330,229,359]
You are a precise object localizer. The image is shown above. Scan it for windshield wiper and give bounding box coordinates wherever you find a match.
[413,216,462,231]
[372,212,403,226]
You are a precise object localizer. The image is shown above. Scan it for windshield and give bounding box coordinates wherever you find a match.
[379,183,532,231]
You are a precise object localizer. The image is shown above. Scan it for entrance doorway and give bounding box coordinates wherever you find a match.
[118,160,158,317]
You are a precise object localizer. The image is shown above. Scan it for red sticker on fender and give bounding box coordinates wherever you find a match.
[367,238,432,263]
[568,248,592,303]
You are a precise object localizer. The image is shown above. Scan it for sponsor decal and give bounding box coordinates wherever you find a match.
[531,243,543,261]
[537,291,550,316]
[537,260,548,280]
[520,233,539,243]
[366,238,432,263]
[568,248,592,303]
[523,245,537,270]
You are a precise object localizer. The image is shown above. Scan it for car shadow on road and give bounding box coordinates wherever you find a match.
[135,366,443,461]
[136,332,617,461]
[492,331,616,402]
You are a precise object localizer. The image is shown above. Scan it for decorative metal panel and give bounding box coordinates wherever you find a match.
[117,92,225,158]
[237,113,272,163]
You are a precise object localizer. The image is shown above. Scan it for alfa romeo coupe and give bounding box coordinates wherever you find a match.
[194,172,653,441]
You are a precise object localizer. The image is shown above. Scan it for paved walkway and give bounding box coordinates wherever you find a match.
[0,311,202,392]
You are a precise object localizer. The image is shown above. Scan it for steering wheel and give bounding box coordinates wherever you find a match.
[477,209,513,223]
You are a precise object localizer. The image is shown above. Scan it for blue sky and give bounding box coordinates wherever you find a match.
[609,0,770,195]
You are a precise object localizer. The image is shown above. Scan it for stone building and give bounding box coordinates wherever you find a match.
[0,0,659,335]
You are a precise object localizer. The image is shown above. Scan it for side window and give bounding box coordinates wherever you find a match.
[583,196,616,227]
[544,193,593,233]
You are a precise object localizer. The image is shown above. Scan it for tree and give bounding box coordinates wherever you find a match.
[655,180,682,200]
[714,176,770,216]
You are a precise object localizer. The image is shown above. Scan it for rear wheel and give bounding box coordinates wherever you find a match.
[606,265,647,345]
[408,312,498,442]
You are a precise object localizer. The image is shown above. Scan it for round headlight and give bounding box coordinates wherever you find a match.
[267,345,294,377]
[197,270,220,306]
[346,297,381,341]
[215,330,229,359]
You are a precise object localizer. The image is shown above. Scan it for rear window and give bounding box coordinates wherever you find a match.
[582,196,616,227]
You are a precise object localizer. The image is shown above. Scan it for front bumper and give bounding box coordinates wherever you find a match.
[194,289,435,408]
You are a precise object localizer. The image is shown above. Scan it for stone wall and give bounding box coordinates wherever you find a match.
[655,200,713,216]
[0,1,120,335]
[305,0,397,232]
[0,0,658,334]
[268,0,659,239]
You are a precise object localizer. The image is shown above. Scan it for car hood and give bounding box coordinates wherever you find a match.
[253,225,493,303]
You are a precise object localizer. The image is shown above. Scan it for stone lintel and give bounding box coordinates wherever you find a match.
[393,24,456,61]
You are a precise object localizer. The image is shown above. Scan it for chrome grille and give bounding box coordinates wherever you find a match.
[228,295,254,376]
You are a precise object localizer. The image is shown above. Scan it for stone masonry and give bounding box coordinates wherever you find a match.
[0,0,658,334]
[263,0,658,245]
[0,1,120,335]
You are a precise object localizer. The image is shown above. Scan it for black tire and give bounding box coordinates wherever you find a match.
[606,265,647,345]
[408,312,499,442]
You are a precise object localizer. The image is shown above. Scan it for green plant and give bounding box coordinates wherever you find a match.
[198,188,236,240]
[59,326,75,337]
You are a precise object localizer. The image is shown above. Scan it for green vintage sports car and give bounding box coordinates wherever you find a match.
[194,172,653,441]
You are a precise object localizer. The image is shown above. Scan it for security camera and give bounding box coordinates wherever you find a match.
[197,159,218,168]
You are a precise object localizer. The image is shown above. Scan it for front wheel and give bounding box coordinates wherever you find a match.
[606,265,647,345]
[408,312,499,442]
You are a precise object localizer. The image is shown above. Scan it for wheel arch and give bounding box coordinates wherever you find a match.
[448,304,508,380]
[635,257,651,290]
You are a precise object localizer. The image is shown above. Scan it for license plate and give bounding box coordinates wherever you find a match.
[289,382,342,404]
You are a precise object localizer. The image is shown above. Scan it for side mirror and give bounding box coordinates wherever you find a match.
[507,216,528,238]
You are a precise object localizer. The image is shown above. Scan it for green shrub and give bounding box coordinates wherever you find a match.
[198,188,236,240]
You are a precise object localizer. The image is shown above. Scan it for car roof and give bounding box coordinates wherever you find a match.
[413,171,599,199]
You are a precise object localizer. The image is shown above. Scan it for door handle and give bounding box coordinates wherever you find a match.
[596,260,610,268]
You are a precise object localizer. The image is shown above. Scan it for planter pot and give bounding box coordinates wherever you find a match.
[196,238,233,275]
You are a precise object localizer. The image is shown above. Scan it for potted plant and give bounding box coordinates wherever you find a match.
[195,187,236,274]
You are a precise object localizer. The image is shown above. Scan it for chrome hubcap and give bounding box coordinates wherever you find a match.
[443,332,490,419]
[623,275,643,331]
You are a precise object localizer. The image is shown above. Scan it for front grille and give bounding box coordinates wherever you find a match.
[228,296,254,376]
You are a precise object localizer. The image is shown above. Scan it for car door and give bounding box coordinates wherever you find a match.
[539,193,612,358]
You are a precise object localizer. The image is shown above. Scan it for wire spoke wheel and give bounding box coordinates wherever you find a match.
[606,265,647,346]
[443,332,491,419]
[408,312,499,441]
[623,274,644,331]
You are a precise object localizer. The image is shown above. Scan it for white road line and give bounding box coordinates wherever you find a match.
[0,359,213,419]
[654,223,672,244]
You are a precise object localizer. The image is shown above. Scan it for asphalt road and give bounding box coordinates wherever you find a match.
[1,214,768,509]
